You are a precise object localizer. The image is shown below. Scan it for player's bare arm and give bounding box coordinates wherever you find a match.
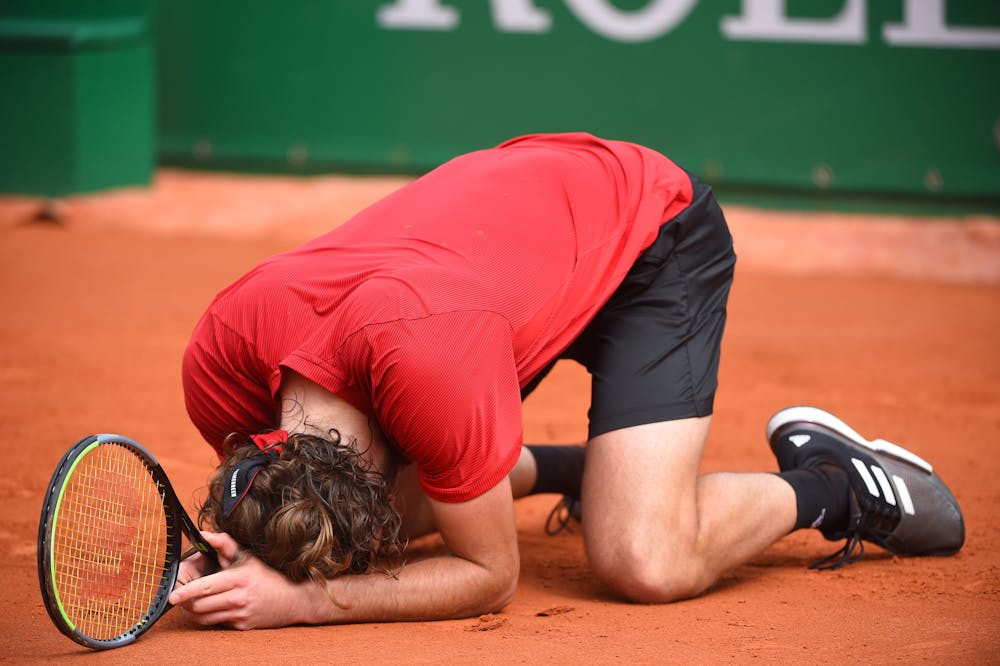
[170,479,519,628]
[311,480,519,624]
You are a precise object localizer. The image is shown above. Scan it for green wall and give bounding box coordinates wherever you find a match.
[3,1,997,205]
[156,1,1000,207]
[0,1,155,196]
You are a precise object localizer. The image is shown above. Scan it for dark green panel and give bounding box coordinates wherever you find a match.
[0,1,155,196]
[155,1,1000,206]
[0,51,75,194]
[74,43,155,193]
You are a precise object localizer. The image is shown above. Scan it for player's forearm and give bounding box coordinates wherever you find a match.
[301,552,519,624]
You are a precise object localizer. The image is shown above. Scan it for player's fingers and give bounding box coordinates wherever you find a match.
[180,610,241,628]
[176,586,245,620]
[169,569,236,606]
[176,601,249,629]
[200,530,243,566]
[174,576,261,629]
[174,555,205,587]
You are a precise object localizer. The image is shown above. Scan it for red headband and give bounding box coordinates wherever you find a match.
[250,429,288,454]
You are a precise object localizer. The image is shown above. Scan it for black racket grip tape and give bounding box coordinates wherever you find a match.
[176,503,221,572]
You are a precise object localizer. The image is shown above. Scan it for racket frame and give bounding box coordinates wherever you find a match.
[37,433,216,649]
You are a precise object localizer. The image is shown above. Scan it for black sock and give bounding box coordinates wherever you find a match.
[778,463,851,533]
[526,444,586,497]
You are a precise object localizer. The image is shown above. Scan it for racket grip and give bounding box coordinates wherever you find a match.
[178,507,221,573]
[190,537,221,572]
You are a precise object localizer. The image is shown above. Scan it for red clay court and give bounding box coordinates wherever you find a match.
[1,171,998,663]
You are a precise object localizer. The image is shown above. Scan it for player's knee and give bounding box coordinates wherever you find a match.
[587,537,709,603]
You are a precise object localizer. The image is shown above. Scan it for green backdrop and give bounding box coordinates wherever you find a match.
[0,0,155,195]
[156,1,1000,207]
[2,1,997,206]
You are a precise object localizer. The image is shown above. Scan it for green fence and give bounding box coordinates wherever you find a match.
[156,1,1000,208]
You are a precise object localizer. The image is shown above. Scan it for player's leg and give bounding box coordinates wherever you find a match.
[516,363,587,503]
[581,416,795,601]
[396,445,585,538]
[507,446,538,498]
[569,171,778,598]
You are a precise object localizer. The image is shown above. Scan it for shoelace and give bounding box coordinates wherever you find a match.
[544,495,581,536]
[809,510,900,570]
[809,532,865,570]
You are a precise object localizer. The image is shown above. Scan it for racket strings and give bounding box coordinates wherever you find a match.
[51,444,172,640]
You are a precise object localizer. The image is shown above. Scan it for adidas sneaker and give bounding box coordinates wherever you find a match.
[767,406,965,569]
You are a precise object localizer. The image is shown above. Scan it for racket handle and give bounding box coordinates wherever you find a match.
[177,505,221,573]
[189,537,221,572]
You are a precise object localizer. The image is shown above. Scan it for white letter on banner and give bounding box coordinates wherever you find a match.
[721,0,866,44]
[493,0,552,32]
[377,0,459,29]
[564,0,698,43]
[884,0,1000,49]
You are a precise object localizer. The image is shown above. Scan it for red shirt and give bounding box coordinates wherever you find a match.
[183,133,693,502]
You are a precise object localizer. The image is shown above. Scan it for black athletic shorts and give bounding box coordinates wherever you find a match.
[522,174,736,440]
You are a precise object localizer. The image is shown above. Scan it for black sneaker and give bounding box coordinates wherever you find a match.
[545,494,582,536]
[767,406,965,569]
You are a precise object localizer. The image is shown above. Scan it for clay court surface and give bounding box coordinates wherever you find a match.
[1,171,998,663]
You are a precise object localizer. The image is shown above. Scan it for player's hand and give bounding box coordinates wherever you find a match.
[168,531,328,630]
[175,532,227,586]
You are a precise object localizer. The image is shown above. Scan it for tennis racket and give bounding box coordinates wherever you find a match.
[37,433,219,649]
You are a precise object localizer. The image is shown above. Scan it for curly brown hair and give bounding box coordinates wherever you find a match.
[199,430,405,583]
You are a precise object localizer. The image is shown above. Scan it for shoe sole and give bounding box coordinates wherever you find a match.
[766,405,932,474]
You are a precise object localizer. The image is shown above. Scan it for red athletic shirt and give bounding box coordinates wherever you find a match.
[182,133,693,502]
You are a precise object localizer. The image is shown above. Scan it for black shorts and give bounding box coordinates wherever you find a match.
[523,175,736,440]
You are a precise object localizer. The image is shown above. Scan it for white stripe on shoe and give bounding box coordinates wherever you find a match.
[893,475,916,515]
[851,458,881,498]
[871,465,897,506]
